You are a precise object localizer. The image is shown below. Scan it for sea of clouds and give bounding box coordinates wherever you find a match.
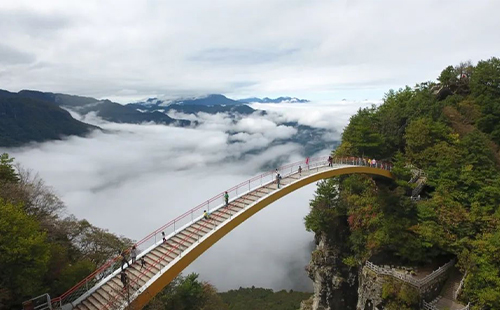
[2,100,378,292]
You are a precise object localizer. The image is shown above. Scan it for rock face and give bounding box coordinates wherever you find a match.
[356,268,384,310]
[302,216,358,310]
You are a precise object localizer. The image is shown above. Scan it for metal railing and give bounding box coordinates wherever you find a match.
[454,271,467,300]
[50,156,393,309]
[23,294,52,310]
[365,259,455,291]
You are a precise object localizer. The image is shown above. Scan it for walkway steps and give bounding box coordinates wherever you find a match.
[434,267,467,310]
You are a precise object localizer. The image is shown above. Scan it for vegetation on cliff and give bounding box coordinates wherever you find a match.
[305,57,500,309]
[0,153,132,309]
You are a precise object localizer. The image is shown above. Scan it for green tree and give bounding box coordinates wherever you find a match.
[470,57,500,97]
[304,178,341,233]
[0,153,19,183]
[0,199,50,308]
[438,65,458,87]
[146,273,228,310]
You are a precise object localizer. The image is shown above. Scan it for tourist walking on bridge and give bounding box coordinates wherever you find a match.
[120,250,130,271]
[204,210,210,220]
[328,155,333,167]
[276,173,281,189]
[131,245,137,264]
[298,165,302,176]
[120,270,128,288]
[224,191,229,207]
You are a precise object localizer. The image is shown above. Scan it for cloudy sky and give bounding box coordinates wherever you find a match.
[1,0,499,102]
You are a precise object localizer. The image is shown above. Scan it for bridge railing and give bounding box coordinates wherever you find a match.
[50,156,392,308]
[365,259,455,291]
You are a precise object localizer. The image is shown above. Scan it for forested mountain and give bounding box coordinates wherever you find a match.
[219,287,311,310]
[0,91,98,147]
[128,103,258,115]
[14,90,191,126]
[144,274,311,310]
[304,57,500,309]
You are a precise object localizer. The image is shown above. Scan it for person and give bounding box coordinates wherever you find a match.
[131,245,137,264]
[328,156,333,167]
[275,169,279,183]
[162,231,166,243]
[204,210,210,220]
[371,158,376,167]
[120,270,128,288]
[305,157,310,170]
[276,173,281,189]
[120,250,129,271]
[298,165,302,176]
[224,191,229,207]
[140,256,146,269]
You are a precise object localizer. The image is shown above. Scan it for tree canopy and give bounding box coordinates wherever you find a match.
[307,57,500,309]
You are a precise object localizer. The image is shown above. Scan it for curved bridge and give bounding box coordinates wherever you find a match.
[51,157,394,310]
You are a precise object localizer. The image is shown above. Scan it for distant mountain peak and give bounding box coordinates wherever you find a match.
[133,94,242,107]
[238,96,309,103]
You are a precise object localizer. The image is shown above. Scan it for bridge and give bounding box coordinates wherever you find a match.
[48,156,394,310]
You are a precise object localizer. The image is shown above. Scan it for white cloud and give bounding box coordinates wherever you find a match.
[3,104,355,292]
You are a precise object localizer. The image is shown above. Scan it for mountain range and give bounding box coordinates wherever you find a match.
[0,89,328,156]
[237,97,309,103]
[131,94,309,108]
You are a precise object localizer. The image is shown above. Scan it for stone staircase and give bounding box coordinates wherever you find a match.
[409,168,427,199]
[433,267,468,310]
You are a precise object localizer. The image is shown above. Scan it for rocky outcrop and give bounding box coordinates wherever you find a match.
[301,216,358,310]
[357,267,384,309]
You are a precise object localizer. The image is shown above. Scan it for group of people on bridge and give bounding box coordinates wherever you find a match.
[118,245,146,288]
[328,156,391,169]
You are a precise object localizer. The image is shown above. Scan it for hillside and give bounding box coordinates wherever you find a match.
[15,90,191,126]
[0,91,98,147]
[219,287,312,310]
[127,103,258,116]
[303,57,500,309]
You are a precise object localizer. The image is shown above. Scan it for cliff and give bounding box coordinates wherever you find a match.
[302,58,500,310]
